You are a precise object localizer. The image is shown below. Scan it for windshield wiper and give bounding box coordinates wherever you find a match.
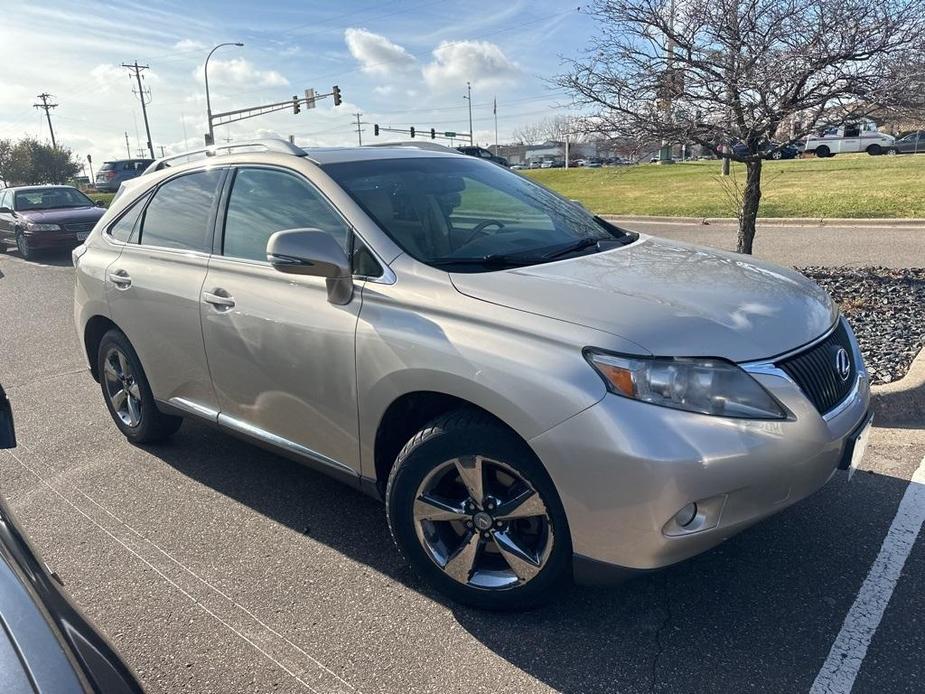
[540,237,599,260]
[428,254,540,269]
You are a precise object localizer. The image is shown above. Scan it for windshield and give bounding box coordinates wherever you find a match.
[14,187,93,210]
[323,157,634,272]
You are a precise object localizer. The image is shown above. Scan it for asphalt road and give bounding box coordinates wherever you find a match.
[609,219,925,268]
[1,247,923,694]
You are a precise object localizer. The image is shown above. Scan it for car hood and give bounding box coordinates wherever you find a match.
[450,235,837,362]
[17,206,104,224]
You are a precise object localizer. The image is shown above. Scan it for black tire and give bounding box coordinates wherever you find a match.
[386,407,572,610]
[885,147,898,156]
[815,145,831,158]
[16,232,37,261]
[97,329,182,444]
[771,150,783,160]
[866,144,882,156]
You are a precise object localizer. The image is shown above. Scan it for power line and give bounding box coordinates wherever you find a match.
[33,93,58,148]
[122,61,155,159]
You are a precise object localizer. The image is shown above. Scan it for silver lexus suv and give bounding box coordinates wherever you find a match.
[74,139,871,609]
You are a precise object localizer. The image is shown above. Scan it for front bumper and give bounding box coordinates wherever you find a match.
[530,354,871,584]
[21,229,87,250]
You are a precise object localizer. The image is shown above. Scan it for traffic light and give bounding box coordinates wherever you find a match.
[430,128,436,139]
[292,96,300,114]
[332,85,342,106]
[374,124,379,136]
[410,126,415,138]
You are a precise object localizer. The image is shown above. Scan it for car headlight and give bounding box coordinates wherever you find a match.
[24,222,60,231]
[585,351,786,419]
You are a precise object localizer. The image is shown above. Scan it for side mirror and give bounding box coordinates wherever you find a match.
[95,200,106,208]
[267,228,353,305]
[0,386,16,449]
[0,206,12,214]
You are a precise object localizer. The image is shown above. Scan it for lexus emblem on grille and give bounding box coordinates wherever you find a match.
[834,347,851,381]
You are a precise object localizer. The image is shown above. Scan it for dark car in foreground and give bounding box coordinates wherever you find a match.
[0,186,105,260]
[95,159,153,193]
[0,386,142,693]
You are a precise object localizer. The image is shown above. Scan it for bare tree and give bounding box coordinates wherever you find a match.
[557,0,925,253]
[512,115,585,145]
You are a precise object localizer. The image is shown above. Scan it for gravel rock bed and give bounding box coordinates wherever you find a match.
[798,266,925,385]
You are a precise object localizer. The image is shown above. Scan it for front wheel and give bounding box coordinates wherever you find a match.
[16,232,37,261]
[386,408,572,610]
[97,329,182,444]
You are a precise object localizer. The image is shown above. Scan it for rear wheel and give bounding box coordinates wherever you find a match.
[815,145,832,158]
[97,329,182,443]
[770,150,783,160]
[386,408,571,610]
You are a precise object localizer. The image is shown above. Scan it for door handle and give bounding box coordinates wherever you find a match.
[108,270,132,288]
[202,290,235,310]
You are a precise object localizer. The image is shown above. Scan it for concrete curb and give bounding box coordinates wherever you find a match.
[870,345,925,428]
[602,215,925,229]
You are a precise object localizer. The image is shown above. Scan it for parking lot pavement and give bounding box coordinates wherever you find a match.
[1,249,924,693]
[610,219,925,269]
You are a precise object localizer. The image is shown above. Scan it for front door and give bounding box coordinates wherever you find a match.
[106,167,225,415]
[0,190,14,243]
[201,166,362,473]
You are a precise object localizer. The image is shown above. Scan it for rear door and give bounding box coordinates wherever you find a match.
[106,167,225,416]
[841,124,861,153]
[200,165,362,473]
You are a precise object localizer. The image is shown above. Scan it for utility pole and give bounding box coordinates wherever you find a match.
[124,131,131,158]
[353,112,368,145]
[122,61,155,159]
[159,145,166,157]
[493,97,499,155]
[33,93,58,149]
[464,81,474,145]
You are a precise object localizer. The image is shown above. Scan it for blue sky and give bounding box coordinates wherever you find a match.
[0,0,594,169]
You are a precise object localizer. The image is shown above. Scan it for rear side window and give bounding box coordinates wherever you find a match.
[139,170,222,252]
[108,192,151,243]
[222,167,350,262]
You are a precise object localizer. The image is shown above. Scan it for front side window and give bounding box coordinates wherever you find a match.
[323,157,635,272]
[139,169,222,252]
[222,167,350,262]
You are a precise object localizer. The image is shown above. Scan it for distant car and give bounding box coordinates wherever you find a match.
[894,130,925,154]
[729,141,800,160]
[0,386,142,693]
[803,122,895,157]
[456,146,509,167]
[95,159,154,193]
[0,185,105,260]
[586,159,603,168]
[510,163,526,170]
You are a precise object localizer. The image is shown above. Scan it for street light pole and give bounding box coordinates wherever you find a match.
[205,42,244,145]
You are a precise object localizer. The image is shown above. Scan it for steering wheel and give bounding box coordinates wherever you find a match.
[459,219,506,247]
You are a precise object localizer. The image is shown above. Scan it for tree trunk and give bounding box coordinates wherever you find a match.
[736,159,762,254]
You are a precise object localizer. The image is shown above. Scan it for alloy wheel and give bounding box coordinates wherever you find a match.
[102,347,142,427]
[413,455,554,590]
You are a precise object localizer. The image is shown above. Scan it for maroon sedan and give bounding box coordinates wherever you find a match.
[0,185,106,261]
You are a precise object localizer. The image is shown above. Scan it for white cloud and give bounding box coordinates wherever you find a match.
[194,58,288,88]
[174,38,206,52]
[423,40,519,90]
[90,64,129,93]
[344,28,417,76]
[373,85,395,96]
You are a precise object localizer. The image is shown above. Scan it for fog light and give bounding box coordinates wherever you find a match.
[675,502,698,527]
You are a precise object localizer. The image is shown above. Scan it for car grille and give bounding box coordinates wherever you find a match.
[777,319,857,414]
[62,221,95,233]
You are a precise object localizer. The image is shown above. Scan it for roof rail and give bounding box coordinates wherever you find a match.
[364,141,461,154]
[142,138,305,175]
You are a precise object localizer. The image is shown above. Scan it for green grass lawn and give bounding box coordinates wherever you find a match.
[88,192,115,207]
[525,154,925,218]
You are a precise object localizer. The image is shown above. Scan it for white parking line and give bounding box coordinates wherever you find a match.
[810,454,925,694]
